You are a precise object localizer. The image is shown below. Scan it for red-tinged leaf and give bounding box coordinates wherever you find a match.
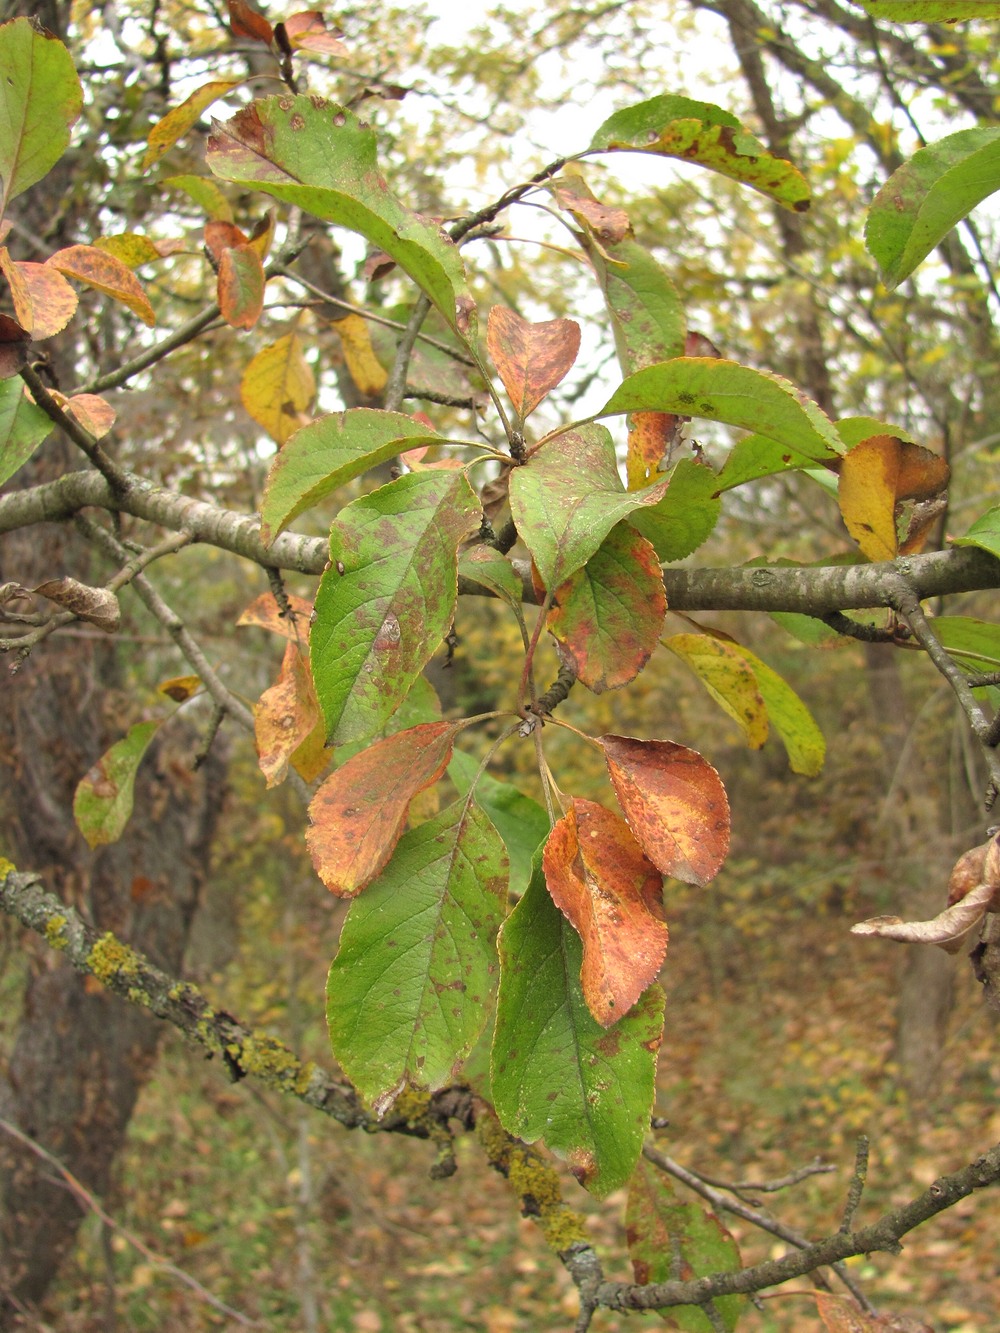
[486,306,581,422]
[600,734,730,886]
[33,576,120,631]
[509,424,670,591]
[141,78,244,172]
[282,11,348,56]
[47,245,155,326]
[547,524,665,692]
[626,1160,745,1331]
[217,243,265,329]
[543,800,667,1026]
[626,411,681,490]
[0,313,30,379]
[306,721,461,896]
[0,250,77,339]
[227,0,274,43]
[549,174,630,244]
[838,434,950,563]
[237,590,313,642]
[204,219,248,260]
[255,641,328,787]
[63,393,115,440]
[73,721,161,848]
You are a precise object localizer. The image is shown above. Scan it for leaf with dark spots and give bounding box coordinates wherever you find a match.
[306,721,462,896]
[600,734,730,886]
[310,469,480,744]
[543,800,667,1025]
[509,423,670,590]
[207,96,474,334]
[547,524,665,692]
[326,798,507,1110]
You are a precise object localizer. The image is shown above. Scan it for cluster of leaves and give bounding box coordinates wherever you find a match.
[4,0,1000,1318]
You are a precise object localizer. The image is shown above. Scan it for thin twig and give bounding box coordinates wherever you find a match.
[20,363,129,490]
[384,295,431,413]
[0,1116,260,1327]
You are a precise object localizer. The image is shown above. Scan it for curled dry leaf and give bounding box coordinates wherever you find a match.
[854,831,1000,953]
[851,879,1000,954]
[33,577,120,631]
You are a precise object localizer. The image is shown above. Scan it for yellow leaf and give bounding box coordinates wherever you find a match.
[333,314,388,398]
[141,79,243,172]
[837,436,899,561]
[240,331,315,445]
[663,633,769,748]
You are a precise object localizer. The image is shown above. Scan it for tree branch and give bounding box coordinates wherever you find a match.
[2,472,999,612]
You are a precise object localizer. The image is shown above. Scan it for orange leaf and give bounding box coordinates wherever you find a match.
[0,250,77,338]
[282,11,348,56]
[543,799,668,1026]
[255,642,326,787]
[550,177,630,244]
[486,305,581,422]
[204,220,248,261]
[838,435,949,563]
[226,0,274,43]
[64,393,116,440]
[814,1293,879,1332]
[306,721,460,896]
[47,244,155,326]
[625,411,681,489]
[236,591,313,642]
[600,734,730,886]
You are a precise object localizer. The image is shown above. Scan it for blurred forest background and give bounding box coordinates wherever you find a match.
[1,0,999,1327]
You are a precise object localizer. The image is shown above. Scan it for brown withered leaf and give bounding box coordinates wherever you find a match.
[255,641,327,788]
[282,11,348,56]
[236,591,313,643]
[851,879,999,953]
[486,305,581,422]
[543,799,667,1026]
[306,721,461,896]
[814,1292,878,1332]
[33,577,120,632]
[599,734,730,886]
[549,176,630,245]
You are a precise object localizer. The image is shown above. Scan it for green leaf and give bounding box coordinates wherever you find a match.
[954,507,1000,561]
[311,470,480,745]
[933,617,1000,676]
[626,1160,745,1332]
[629,457,722,562]
[549,524,666,692]
[768,611,842,647]
[865,127,1000,289]
[581,232,685,374]
[261,409,447,542]
[836,416,915,449]
[729,643,826,776]
[714,433,829,493]
[72,721,160,849]
[509,424,669,589]
[0,379,53,485]
[492,858,665,1198]
[207,97,475,334]
[448,751,549,898]
[164,174,235,221]
[599,359,842,460]
[0,18,82,219]
[457,545,525,610]
[860,0,1000,19]
[326,799,507,1112]
[590,93,810,213]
